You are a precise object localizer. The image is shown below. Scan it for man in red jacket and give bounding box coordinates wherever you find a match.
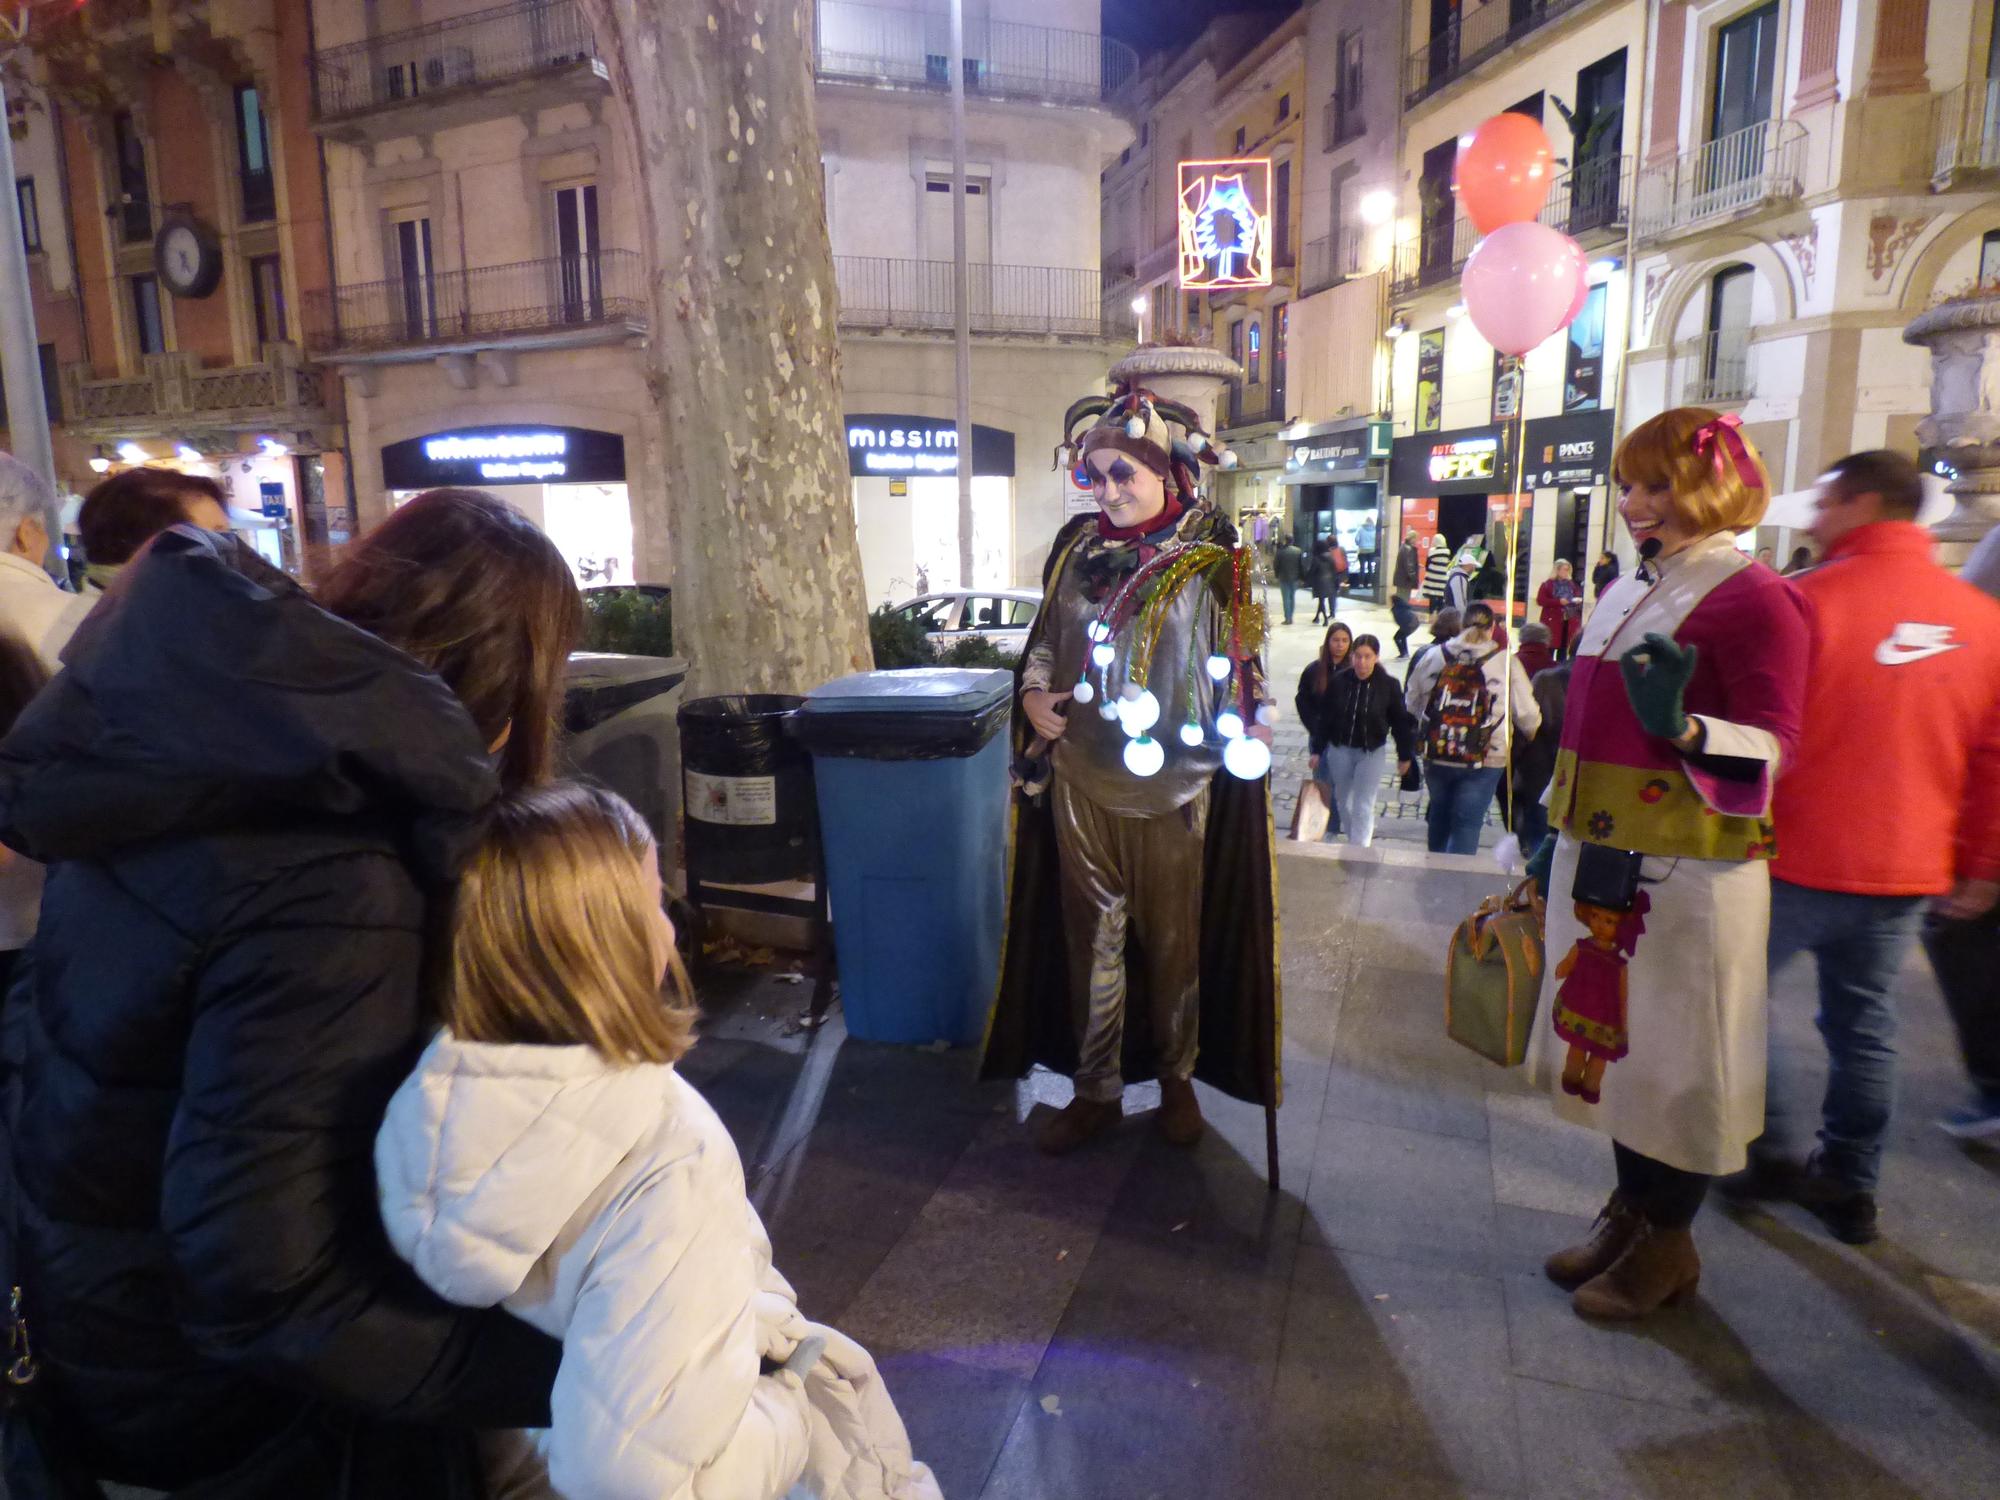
[1725,451,2000,1243]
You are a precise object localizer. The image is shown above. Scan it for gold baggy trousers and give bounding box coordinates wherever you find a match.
[1052,777,1208,1102]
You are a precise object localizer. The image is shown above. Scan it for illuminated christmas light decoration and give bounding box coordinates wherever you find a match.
[1123,735,1165,778]
[1072,678,1097,705]
[1224,735,1272,781]
[1216,709,1246,741]
[1177,159,1273,290]
[1179,722,1205,748]
[1205,654,1231,681]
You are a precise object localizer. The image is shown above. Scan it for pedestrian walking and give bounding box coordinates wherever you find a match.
[1719,451,2000,1241]
[1537,559,1584,659]
[1443,550,1478,616]
[1309,635,1415,847]
[1424,535,1454,608]
[1412,606,1462,678]
[1329,536,1351,603]
[379,783,941,1500]
[1511,653,1572,858]
[1394,531,1422,600]
[1296,622,1355,841]
[1522,408,1809,1321]
[1310,540,1339,624]
[1273,535,1306,625]
[1404,601,1540,855]
[1515,620,1556,682]
[1390,589,1421,658]
[0,490,584,1494]
[1591,549,1621,601]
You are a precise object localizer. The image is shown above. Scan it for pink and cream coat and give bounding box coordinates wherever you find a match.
[1526,534,1810,1175]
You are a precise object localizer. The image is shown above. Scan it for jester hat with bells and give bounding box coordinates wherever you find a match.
[1055,384,1240,508]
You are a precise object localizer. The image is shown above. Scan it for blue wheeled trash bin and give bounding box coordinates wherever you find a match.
[791,668,1013,1045]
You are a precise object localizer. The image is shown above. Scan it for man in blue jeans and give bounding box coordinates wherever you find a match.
[1404,602,1540,855]
[1720,452,2000,1243]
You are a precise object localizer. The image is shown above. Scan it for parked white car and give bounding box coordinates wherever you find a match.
[886,588,1043,657]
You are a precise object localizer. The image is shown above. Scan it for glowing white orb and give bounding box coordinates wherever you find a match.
[1072,678,1096,705]
[1115,688,1161,736]
[1087,619,1111,642]
[1098,702,1120,721]
[1224,735,1272,780]
[1179,722,1205,747]
[1091,643,1115,668]
[1205,654,1231,681]
[1123,735,1165,777]
[1255,704,1278,727]
[1216,710,1246,740]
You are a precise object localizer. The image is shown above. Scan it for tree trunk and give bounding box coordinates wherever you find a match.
[581,0,870,696]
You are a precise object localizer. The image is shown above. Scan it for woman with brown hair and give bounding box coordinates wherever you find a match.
[0,488,582,1496]
[1295,621,1354,841]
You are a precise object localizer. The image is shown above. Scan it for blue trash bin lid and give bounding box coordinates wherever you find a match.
[802,667,1013,716]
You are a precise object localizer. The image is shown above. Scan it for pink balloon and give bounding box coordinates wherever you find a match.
[1564,263,1589,326]
[1462,222,1586,356]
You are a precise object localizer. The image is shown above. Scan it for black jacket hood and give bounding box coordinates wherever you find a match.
[0,526,498,871]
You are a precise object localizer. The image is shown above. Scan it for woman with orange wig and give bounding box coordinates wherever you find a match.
[1523,409,1810,1320]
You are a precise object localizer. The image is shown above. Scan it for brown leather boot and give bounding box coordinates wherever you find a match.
[1037,1095,1121,1155]
[1156,1076,1204,1147]
[1572,1221,1701,1320]
[1543,1192,1642,1290]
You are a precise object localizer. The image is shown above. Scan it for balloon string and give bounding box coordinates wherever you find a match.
[1502,413,1528,834]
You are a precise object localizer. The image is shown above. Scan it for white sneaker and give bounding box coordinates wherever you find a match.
[1937,1103,2000,1142]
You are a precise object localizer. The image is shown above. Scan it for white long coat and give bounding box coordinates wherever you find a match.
[377,1034,943,1500]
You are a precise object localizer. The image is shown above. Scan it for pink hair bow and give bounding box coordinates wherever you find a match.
[1691,412,1763,490]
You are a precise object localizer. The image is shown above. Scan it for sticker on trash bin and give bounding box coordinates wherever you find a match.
[687,770,778,826]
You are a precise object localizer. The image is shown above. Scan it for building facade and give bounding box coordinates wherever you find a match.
[16,0,345,576]
[1623,0,2000,555]
[1383,0,1646,612]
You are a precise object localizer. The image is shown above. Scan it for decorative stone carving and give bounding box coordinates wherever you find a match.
[1868,213,1932,283]
[1903,295,2000,565]
[1642,265,1669,333]
[1779,223,1818,293]
[1108,344,1246,440]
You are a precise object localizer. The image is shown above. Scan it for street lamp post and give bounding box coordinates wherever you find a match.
[0,77,60,542]
[948,0,974,590]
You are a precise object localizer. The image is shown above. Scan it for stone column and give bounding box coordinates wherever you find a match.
[1903,297,2000,569]
[1792,0,1846,111]
[1645,1,1689,168]
[1865,0,1931,96]
[1109,345,1246,444]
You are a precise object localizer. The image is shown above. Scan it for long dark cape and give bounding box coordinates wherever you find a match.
[979,513,1284,1109]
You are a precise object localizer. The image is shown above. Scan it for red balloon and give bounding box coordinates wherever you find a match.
[1454,113,1556,235]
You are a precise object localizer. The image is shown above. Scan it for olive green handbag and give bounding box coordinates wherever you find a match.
[1444,878,1545,1067]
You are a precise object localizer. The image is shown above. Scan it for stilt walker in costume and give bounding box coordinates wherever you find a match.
[981,383,1283,1168]
[1525,408,1810,1319]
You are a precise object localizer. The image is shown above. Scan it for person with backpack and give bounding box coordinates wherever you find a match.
[1328,537,1351,603]
[1404,601,1541,854]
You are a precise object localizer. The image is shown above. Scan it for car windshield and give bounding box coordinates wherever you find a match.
[899,597,958,631]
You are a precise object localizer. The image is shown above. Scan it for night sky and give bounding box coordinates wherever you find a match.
[1103,0,1301,57]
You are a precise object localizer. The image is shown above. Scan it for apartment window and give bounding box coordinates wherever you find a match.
[1328,165,1353,275]
[15,177,38,253]
[1140,123,1150,146]
[1228,316,1244,369]
[1274,160,1292,266]
[1981,229,2000,285]
[394,216,436,339]
[1570,50,1628,233]
[1234,126,1247,153]
[923,175,990,262]
[1246,318,1261,385]
[1276,93,1291,124]
[1419,137,1458,278]
[1270,302,1289,415]
[1334,31,1365,144]
[1703,264,1753,398]
[0,344,63,425]
[1711,2,1780,143]
[248,254,286,345]
[235,85,276,223]
[130,273,164,355]
[1508,92,1545,122]
[554,183,602,321]
[111,112,151,244]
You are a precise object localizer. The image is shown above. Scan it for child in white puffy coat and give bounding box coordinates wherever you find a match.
[375,782,942,1500]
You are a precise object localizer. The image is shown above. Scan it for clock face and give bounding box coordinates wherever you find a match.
[163,226,201,286]
[156,219,220,298]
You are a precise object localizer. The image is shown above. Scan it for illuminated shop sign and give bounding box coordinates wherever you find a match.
[844,414,1015,478]
[1429,438,1498,484]
[1388,424,1515,497]
[1522,410,1616,489]
[1178,159,1273,290]
[382,425,627,489]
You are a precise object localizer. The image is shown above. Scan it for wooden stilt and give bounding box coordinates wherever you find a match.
[1265,1098,1281,1194]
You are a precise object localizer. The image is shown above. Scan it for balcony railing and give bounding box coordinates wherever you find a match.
[813,0,1137,107]
[1404,0,1601,108]
[1389,210,1478,298]
[1634,119,1806,242]
[303,250,647,356]
[1680,328,1752,405]
[311,0,599,122]
[1323,91,1364,151]
[1932,79,2000,183]
[63,344,323,431]
[1543,154,1631,240]
[834,257,1135,340]
[1300,231,1364,296]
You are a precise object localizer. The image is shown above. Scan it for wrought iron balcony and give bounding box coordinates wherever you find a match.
[813,0,1137,108]
[303,250,647,359]
[1404,0,1604,109]
[834,257,1136,341]
[1388,212,1478,299]
[62,344,325,436]
[310,0,605,128]
[1634,120,1806,242]
[1679,328,1752,405]
[1543,154,1631,241]
[1323,90,1365,151]
[1932,79,2000,186]
[1300,231,1363,296]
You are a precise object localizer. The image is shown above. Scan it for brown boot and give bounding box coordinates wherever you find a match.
[1572,1221,1701,1320]
[1037,1095,1121,1155]
[1543,1192,1643,1290]
[1157,1076,1204,1147]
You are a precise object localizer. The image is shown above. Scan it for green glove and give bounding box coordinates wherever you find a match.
[1524,833,1557,900]
[1620,632,1698,742]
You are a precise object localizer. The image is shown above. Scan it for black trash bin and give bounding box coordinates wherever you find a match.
[562,653,690,855]
[677,694,814,886]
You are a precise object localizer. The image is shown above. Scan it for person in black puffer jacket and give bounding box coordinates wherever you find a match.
[0,490,582,1498]
[1312,634,1417,848]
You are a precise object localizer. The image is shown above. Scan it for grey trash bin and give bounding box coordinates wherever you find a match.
[562,652,691,856]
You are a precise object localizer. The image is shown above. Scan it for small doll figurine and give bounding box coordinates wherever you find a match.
[1551,891,1651,1104]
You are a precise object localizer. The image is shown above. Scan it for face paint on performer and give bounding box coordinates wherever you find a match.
[1085,449,1170,532]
